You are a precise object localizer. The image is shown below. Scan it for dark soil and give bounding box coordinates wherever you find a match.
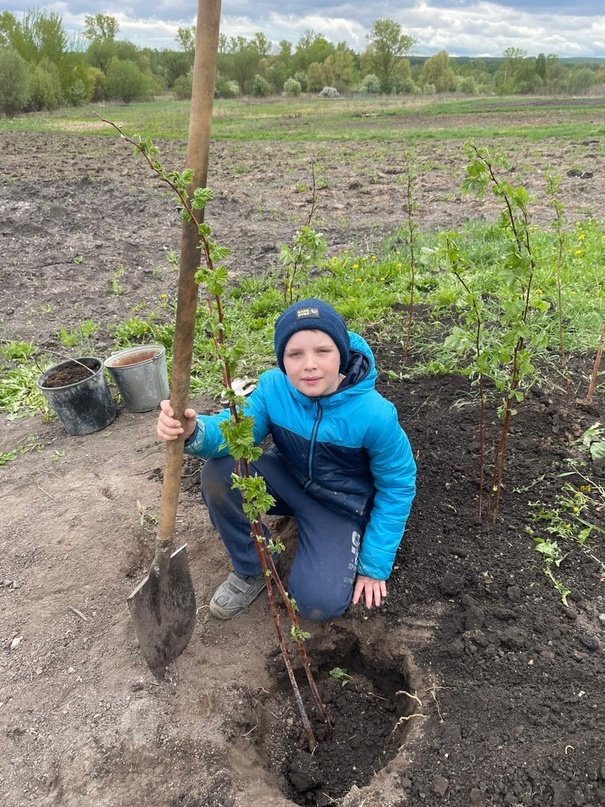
[41,359,101,388]
[1,121,604,807]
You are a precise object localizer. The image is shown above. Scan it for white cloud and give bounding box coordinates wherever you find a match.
[4,1,605,57]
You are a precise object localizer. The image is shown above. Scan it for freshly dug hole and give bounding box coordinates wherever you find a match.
[252,624,420,806]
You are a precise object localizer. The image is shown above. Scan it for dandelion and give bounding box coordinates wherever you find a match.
[574,249,583,255]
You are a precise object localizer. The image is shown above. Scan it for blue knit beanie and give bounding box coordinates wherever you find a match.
[274,298,350,373]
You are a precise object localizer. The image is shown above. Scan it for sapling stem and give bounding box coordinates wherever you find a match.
[447,251,486,518]
[463,143,541,521]
[280,165,325,306]
[107,119,331,749]
[546,175,572,403]
[401,155,417,365]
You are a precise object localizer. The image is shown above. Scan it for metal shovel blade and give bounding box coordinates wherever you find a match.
[127,544,196,678]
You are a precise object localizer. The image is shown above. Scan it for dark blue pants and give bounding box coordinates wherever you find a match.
[200,452,365,621]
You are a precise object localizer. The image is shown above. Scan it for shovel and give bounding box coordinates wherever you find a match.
[128,0,223,678]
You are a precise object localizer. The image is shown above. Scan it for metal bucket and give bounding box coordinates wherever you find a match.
[105,345,169,412]
[36,357,116,436]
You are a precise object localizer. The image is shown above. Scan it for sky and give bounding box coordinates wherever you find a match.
[5,1,605,58]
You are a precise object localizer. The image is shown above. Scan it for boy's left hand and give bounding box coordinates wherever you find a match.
[352,575,387,609]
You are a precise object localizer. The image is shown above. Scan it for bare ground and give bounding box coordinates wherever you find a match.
[1,119,604,807]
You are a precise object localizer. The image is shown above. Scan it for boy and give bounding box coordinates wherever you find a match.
[157,298,416,622]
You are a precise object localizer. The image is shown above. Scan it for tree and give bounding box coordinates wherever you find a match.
[86,37,117,74]
[495,47,531,95]
[544,54,567,94]
[420,50,456,93]
[253,32,272,58]
[176,26,195,54]
[228,36,261,94]
[83,14,119,41]
[252,73,271,97]
[323,48,355,93]
[28,57,62,110]
[105,57,147,103]
[0,12,18,49]
[1,8,68,65]
[0,47,30,115]
[158,49,191,88]
[365,19,416,92]
[293,29,335,73]
[566,66,597,95]
[306,62,324,93]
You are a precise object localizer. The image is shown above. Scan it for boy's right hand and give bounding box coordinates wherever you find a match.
[157,400,197,442]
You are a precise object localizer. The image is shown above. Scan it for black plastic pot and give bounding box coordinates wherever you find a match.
[36,357,116,436]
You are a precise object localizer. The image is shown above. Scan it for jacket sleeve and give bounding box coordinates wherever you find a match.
[357,404,416,580]
[184,374,272,459]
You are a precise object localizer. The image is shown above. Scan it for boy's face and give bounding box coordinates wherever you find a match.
[283,330,341,397]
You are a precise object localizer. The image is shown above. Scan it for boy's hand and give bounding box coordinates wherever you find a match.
[157,399,197,442]
[352,575,387,609]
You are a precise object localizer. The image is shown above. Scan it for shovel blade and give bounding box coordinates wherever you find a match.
[128,544,196,678]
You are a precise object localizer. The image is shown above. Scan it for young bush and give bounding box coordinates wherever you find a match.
[319,86,339,98]
[0,48,30,115]
[105,57,147,103]
[396,77,417,94]
[87,67,107,101]
[215,72,240,99]
[293,71,308,92]
[455,75,478,95]
[283,77,301,97]
[63,79,88,107]
[173,73,192,100]
[358,73,381,94]
[28,59,63,111]
[252,74,271,97]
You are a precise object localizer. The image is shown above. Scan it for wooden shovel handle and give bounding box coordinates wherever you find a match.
[157,0,223,546]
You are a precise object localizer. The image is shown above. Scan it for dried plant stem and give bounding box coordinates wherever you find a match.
[587,323,605,402]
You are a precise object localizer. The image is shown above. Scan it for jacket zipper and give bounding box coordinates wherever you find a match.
[304,399,323,488]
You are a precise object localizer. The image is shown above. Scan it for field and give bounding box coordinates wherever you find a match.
[1,96,605,807]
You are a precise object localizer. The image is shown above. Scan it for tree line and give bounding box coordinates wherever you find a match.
[1,10,603,115]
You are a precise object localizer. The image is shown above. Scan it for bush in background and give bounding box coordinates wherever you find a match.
[0,48,31,115]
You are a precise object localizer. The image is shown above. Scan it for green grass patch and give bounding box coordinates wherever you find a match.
[2,214,602,415]
[0,95,603,144]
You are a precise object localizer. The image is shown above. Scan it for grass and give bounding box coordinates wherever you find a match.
[0,94,603,143]
[1,211,603,416]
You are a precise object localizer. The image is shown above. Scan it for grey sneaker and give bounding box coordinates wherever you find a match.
[209,571,266,620]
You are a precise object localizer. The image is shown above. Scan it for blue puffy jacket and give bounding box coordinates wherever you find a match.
[185,331,416,580]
